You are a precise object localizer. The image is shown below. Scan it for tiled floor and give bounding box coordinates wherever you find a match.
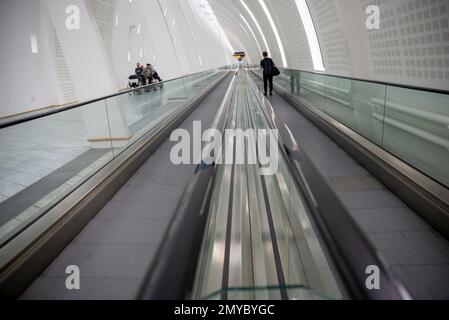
[0,109,89,202]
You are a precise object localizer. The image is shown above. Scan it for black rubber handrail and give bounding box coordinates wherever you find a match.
[138,72,237,300]
[0,66,231,130]
[251,66,449,95]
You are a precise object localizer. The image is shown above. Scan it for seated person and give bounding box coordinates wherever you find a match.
[143,64,153,85]
[135,63,145,85]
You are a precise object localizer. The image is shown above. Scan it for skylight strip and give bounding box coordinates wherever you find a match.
[258,0,287,67]
[295,0,325,71]
[240,14,262,55]
[240,0,270,55]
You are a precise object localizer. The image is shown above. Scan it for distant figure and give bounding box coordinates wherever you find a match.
[135,63,143,75]
[143,64,153,85]
[135,63,145,85]
[260,51,275,96]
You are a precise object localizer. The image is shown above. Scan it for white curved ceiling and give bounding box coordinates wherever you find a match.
[1,0,449,118]
[209,0,449,90]
[209,0,318,69]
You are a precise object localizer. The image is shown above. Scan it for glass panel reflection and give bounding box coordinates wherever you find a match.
[0,68,225,246]
[383,86,449,187]
[0,101,113,244]
[277,67,449,188]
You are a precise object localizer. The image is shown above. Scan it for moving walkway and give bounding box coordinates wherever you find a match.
[138,69,409,300]
[192,71,345,300]
[1,65,448,300]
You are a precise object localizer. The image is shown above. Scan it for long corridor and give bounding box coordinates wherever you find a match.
[17,68,447,300]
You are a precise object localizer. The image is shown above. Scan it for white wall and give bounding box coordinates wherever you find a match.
[112,0,184,89]
[46,0,117,99]
[0,0,61,118]
[180,0,215,69]
[0,0,232,118]
[112,0,232,89]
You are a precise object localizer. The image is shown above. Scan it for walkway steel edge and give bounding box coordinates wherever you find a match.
[0,71,230,299]
[251,71,449,241]
[138,71,238,300]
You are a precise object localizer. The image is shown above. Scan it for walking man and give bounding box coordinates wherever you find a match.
[260,51,275,96]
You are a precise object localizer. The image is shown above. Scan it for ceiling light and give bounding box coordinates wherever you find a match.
[295,0,325,71]
[30,34,38,54]
[240,14,262,55]
[258,0,287,67]
[240,0,270,55]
